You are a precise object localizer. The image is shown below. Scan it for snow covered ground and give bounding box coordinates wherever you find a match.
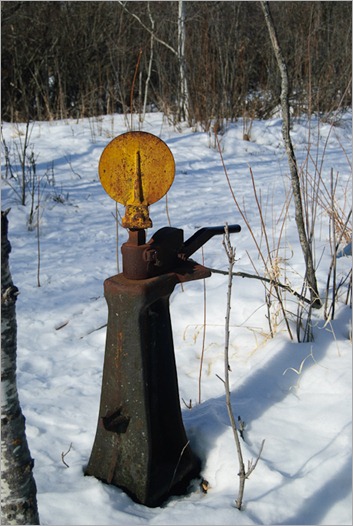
[1,111,352,525]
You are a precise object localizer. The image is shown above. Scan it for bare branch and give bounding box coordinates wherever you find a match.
[207,267,319,308]
[221,224,264,510]
[117,1,178,56]
[61,443,73,468]
[245,439,265,479]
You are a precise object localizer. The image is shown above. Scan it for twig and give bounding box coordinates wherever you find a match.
[221,224,264,510]
[168,440,190,492]
[198,246,207,404]
[215,373,224,384]
[36,168,41,288]
[207,267,319,308]
[165,193,172,226]
[80,323,107,339]
[245,439,265,479]
[181,398,192,409]
[61,443,73,468]
[130,48,143,129]
[65,155,82,179]
[324,207,352,319]
[55,320,69,331]
[222,224,245,509]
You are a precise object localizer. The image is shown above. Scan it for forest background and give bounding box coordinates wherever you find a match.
[1,0,352,126]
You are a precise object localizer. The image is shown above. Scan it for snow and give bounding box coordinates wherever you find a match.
[1,111,352,525]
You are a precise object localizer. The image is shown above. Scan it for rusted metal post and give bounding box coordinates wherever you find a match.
[85,264,210,507]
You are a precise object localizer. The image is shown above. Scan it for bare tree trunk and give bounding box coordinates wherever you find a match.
[119,0,190,124]
[141,2,155,123]
[178,0,189,122]
[260,1,321,308]
[1,209,40,525]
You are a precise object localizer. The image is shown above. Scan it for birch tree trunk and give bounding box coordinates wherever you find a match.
[118,0,190,124]
[260,1,321,308]
[141,2,155,123]
[178,0,189,122]
[1,209,40,525]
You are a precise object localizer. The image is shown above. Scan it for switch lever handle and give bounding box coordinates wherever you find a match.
[180,224,241,260]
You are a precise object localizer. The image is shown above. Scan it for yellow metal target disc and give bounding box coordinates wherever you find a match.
[99,131,175,229]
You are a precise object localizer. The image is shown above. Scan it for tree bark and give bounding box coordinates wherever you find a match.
[178,0,189,122]
[1,209,40,525]
[260,1,321,308]
[141,2,155,123]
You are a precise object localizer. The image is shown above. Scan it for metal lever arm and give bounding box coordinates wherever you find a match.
[179,224,241,260]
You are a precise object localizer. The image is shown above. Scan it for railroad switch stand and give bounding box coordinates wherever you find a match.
[85,132,240,507]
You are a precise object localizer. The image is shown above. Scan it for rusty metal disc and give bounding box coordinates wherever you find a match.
[99,131,175,207]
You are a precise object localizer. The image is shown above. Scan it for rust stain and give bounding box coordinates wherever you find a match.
[116,330,123,365]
